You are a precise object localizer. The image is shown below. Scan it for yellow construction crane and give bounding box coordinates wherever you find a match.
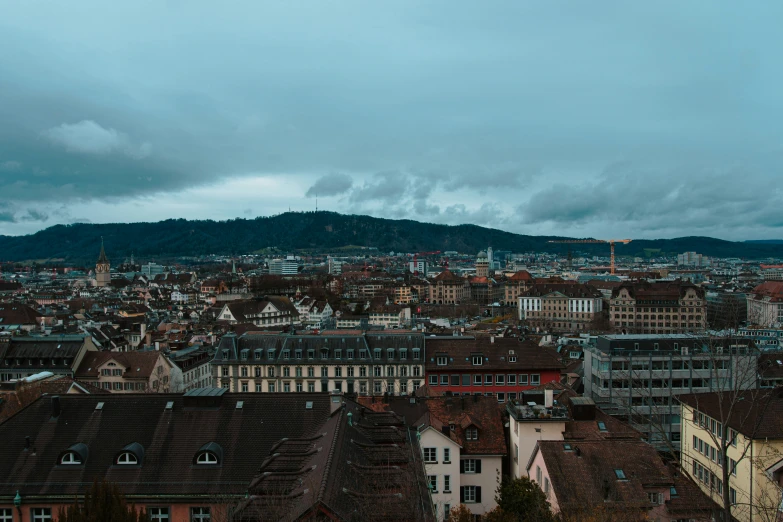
[547,239,632,275]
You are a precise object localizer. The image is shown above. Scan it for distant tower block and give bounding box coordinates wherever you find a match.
[96,237,111,287]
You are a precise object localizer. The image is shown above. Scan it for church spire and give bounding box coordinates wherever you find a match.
[98,237,108,263]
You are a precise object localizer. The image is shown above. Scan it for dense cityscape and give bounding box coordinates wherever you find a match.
[1,234,783,521]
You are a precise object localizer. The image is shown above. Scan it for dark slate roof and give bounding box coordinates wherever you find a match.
[0,336,89,363]
[0,303,43,325]
[74,351,163,380]
[0,392,332,500]
[611,280,705,300]
[424,336,563,371]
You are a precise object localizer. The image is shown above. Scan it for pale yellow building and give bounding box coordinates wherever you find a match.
[680,390,783,522]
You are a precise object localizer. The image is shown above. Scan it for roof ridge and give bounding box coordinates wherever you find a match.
[316,409,343,504]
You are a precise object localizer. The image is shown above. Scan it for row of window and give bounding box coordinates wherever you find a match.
[59,447,219,466]
[232,347,421,362]
[692,459,736,504]
[692,435,737,475]
[694,410,738,447]
[428,374,541,386]
[3,358,73,367]
[226,380,422,395]
[226,365,423,379]
[600,358,730,372]
[427,474,452,493]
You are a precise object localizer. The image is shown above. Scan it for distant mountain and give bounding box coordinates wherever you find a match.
[1,211,782,263]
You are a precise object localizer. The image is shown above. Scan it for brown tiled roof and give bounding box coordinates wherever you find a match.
[750,281,783,302]
[425,336,564,372]
[356,395,507,456]
[537,439,671,512]
[759,353,783,379]
[508,270,533,281]
[432,270,463,283]
[678,388,783,439]
[75,351,163,379]
[0,393,333,499]
[0,303,42,325]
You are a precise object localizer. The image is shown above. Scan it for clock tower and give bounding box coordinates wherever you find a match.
[96,237,111,288]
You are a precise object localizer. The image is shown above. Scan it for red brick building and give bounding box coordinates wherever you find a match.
[424,336,563,402]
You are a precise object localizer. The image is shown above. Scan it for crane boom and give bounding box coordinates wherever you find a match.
[547,238,632,275]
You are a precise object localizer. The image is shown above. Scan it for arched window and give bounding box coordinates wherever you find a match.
[194,442,223,465]
[196,451,218,464]
[116,452,138,465]
[60,452,82,465]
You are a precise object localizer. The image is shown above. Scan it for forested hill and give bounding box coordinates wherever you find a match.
[0,211,781,263]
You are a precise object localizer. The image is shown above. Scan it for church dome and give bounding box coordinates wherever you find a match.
[477,250,488,260]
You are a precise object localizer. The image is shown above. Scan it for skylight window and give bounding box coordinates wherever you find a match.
[597,421,607,432]
[614,469,626,480]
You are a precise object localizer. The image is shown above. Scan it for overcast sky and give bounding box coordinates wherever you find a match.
[1,1,781,240]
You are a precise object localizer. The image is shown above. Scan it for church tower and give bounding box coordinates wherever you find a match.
[96,237,111,287]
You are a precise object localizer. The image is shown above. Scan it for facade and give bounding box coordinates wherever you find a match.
[75,351,182,393]
[760,264,783,281]
[295,297,334,329]
[747,281,783,328]
[706,290,747,329]
[168,345,215,391]
[680,390,783,522]
[211,331,425,396]
[428,270,469,305]
[361,395,506,520]
[0,335,97,382]
[609,280,707,334]
[409,260,428,277]
[678,251,710,267]
[217,296,299,327]
[268,256,299,275]
[0,391,434,522]
[519,282,604,331]
[503,270,533,306]
[95,239,111,288]
[475,251,489,278]
[424,336,563,401]
[584,334,758,449]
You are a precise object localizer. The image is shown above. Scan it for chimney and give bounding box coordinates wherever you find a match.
[545,389,554,408]
[330,391,343,414]
[490,336,494,344]
[51,396,61,419]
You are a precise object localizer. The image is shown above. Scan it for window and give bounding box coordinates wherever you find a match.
[472,355,483,366]
[495,374,504,384]
[268,383,275,392]
[191,507,211,522]
[461,459,480,473]
[0,509,12,522]
[647,492,660,504]
[530,374,540,385]
[614,469,626,480]
[508,374,516,385]
[509,356,517,362]
[429,375,438,385]
[466,427,478,440]
[461,485,480,503]
[31,509,52,522]
[424,447,437,463]
[149,508,169,522]
[544,477,550,495]
[536,465,542,483]
[116,452,138,465]
[440,375,448,385]
[484,374,492,385]
[730,487,737,505]
[196,451,218,464]
[437,356,447,366]
[428,475,438,492]
[473,374,482,385]
[443,504,450,522]
[519,374,528,386]
[444,474,451,493]
[60,452,82,465]
[443,448,451,463]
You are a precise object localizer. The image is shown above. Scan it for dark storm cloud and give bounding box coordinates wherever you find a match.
[0,1,781,239]
[305,173,353,198]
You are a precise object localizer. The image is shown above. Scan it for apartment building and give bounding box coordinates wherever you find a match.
[0,335,97,382]
[679,389,783,522]
[609,280,706,334]
[519,282,604,331]
[362,395,506,521]
[760,264,783,281]
[747,281,783,328]
[503,270,533,305]
[169,345,214,391]
[212,331,425,395]
[584,334,758,449]
[75,350,182,392]
[424,336,563,402]
[429,270,469,305]
[216,296,299,327]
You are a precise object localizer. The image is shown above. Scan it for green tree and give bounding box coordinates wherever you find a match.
[58,480,149,522]
[495,476,555,522]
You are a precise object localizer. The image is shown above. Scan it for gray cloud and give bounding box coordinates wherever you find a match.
[42,120,151,158]
[305,173,353,198]
[0,1,781,240]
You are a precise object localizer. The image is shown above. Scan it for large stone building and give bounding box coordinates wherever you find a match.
[475,250,489,278]
[0,335,97,382]
[95,238,111,288]
[519,282,604,332]
[503,270,534,305]
[212,331,425,396]
[75,350,182,392]
[747,281,783,328]
[429,270,469,305]
[216,296,299,327]
[609,280,706,334]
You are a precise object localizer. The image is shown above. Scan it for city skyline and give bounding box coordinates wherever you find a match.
[1,1,782,240]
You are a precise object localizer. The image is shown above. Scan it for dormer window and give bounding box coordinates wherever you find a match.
[466,427,478,441]
[117,452,138,465]
[472,355,483,366]
[196,452,218,464]
[437,356,447,366]
[194,442,223,466]
[61,452,82,465]
[59,443,88,466]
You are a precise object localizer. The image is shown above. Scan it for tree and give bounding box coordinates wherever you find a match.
[448,504,474,522]
[58,480,149,522]
[494,476,555,522]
